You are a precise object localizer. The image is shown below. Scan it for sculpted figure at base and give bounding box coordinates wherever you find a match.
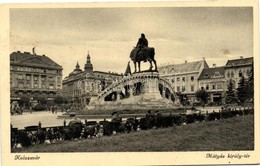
[130,33,157,73]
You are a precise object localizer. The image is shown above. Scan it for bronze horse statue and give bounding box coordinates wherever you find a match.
[130,47,157,73]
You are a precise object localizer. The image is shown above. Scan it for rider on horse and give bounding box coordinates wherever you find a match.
[137,33,148,47]
[130,33,157,72]
[136,33,148,62]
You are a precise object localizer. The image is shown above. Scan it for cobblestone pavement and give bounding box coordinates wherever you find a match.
[11,111,66,129]
[11,111,111,129]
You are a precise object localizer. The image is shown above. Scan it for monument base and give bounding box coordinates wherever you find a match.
[86,98,179,112]
[85,71,180,112]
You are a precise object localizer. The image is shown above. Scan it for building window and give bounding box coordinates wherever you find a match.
[212,85,215,89]
[49,77,54,81]
[18,84,23,88]
[182,86,185,92]
[239,70,243,77]
[191,85,194,92]
[206,84,209,90]
[41,77,46,81]
[49,84,54,89]
[42,84,45,89]
[171,78,175,83]
[246,69,250,76]
[231,71,234,78]
[214,71,220,77]
[217,84,222,89]
[177,77,180,82]
[26,75,31,81]
[227,72,230,78]
[177,86,180,92]
[34,84,38,88]
[191,76,194,81]
[182,77,185,82]
[34,76,38,81]
[18,74,23,80]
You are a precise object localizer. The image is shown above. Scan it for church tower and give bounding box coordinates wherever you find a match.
[76,61,80,70]
[84,51,93,75]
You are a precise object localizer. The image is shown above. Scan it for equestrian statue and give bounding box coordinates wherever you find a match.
[129,33,157,73]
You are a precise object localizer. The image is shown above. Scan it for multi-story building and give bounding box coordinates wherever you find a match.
[224,56,253,89]
[198,65,226,104]
[62,52,123,105]
[158,58,209,103]
[10,51,63,104]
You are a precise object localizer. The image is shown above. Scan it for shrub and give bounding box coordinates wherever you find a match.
[33,104,46,111]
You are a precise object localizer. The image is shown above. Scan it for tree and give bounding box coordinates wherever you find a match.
[18,95,30,107]
[35,96,47,105]
[54,95,64,105]
[236,76,247,104]
[195,89,209,107]
[176,92,188,106]
[63,97,69,104]
[225,79,236,104]
[247,64,254,102]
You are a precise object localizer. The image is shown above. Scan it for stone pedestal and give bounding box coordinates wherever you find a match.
[87,71,180,111]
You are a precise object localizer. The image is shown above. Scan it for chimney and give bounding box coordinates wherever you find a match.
[32,47,36,55]
[202,57,205,60]
[240,56,243,59]
[213,64,216,68]
[185,60,187,63]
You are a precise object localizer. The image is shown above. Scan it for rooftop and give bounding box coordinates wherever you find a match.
[198,66,225,80]
[10,51,62,70]
[225,57,253,67]
[94,71,123,76]
[63,70,122,83]
[158,60,209,75]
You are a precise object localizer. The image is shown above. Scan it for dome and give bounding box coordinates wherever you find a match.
[69,69,82,76]
[69,62,82,76]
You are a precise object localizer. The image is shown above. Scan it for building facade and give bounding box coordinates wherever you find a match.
[62,52,123,105]
[198,65,226,104]
[10,51,63,104]
[158,58,209,103]
[224,57,253,89]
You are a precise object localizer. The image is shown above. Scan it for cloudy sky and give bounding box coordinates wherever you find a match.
[10,7,253,78]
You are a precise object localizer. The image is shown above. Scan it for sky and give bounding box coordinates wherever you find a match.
[10,7,253,78]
